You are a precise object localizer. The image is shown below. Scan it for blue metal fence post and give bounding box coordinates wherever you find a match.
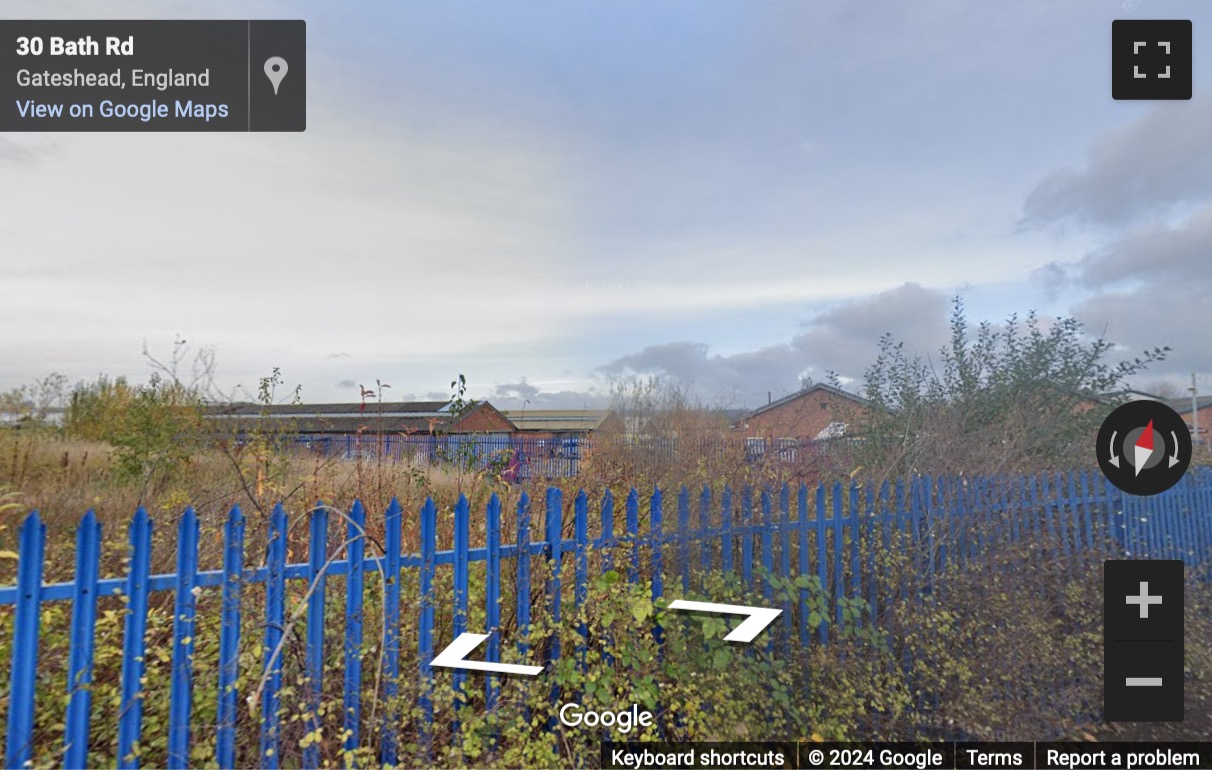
[832,482,845,628]
[5,512,45,770]
[216,505,245,770]
[849,483,861,621]
[418,497,437,753]
[260,504,288,769]
[815,484,829,644]
[741,487,754,588]
[1183,475,1201,566]
[1071,472,1090,557]
[874,482,890,628]
[381,498,402,767]
[599,490,615,668]
[515,492,533,660]
[779,484,792,639]
[760,489,774,603]
[1160,484,1177,561]
[797,484,811,645]
[699,486,712,579]
[1040,474,1059,568]
[721,486,734,575]
[626,488,640,584]
[486,493,502,710]
[343,500,367,761]
[651,487,665,649]
[63,510,101,770]
[1027,475,1047,584]
[117,507,152,770]
[453,494,471,731]
[601,489,615,572]
[545,487,563,713]
[303,503,329,770]
[167,507,200,770]
[678,486,691,594]
[1196,474,1208,578]
[913,477,929,601]
[574,490,589,665]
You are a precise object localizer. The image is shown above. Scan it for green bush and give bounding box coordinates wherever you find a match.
[65,374,204,487]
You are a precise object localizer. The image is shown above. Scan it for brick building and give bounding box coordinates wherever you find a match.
[1163,395,1212,448]
[735,383,872,441]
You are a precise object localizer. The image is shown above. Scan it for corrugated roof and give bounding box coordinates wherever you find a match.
[203,400,462,434]
[502,409,613,432]
[1164,396,1212,415]
[251,415,446,434]
[204,401,450,418]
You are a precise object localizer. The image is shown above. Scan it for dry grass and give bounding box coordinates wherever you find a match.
[0,430,535,586]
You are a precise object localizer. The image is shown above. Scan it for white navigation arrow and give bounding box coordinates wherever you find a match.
[1133,421,1156,477]
[1133,443,1152,476]
[1169,431,1181,468]
[668,600,782,643]
[430,632,544,676]
[1109,430,1120,468]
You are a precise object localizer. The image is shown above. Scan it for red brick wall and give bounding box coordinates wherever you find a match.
[450,404,516,434]
[741,390,869,440]
[1187,405,1212,446]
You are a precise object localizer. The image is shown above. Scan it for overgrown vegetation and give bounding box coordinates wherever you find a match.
[583,377,766,490]
[0,308,1208,765]
[5,505,1206,767]
[857,299,1171,479]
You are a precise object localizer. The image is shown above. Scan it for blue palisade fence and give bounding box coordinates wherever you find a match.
[1,469,1211,767]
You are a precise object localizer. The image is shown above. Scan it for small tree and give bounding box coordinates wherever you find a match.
[585,377,741,488]
[63,338,216,493]
[0,372,69,430]
[857,298,1168,478]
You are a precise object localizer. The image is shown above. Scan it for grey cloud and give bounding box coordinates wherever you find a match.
[597,283,952,405]
[1031,261,1075,300]
[492,379,541,401]
[788,283,950,368]
[600,341,802,402]
[1022,97,1212,229]
[487,381,608,410]
[1020,99,1212,378]
[336,379,357,389]
[1063,202,1212,374]
[0,138,52,167]
[327,352,350,359]
[1076,204,1212,288]
[1073,283,1212,375]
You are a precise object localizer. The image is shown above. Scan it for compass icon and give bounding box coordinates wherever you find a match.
[1097,400,1191,495]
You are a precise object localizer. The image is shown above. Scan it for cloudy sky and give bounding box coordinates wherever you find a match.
[3,0,1211,408]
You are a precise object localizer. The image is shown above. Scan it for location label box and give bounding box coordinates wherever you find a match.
[1104,559,1184,722]
[0,20,305,131]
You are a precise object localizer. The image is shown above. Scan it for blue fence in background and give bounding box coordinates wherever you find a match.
[287,433,587,479]
[2,468,1212,768]
[271,433,845,480]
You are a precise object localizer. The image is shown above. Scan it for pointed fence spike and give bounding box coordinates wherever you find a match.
[260,503,288,769]
[381,495,403,766]
[343,501,367,755]
[64,510,101,769]
[167,507,200,769]
[117,507,152,770]
[7,511,45,770]
[216,503,246,770]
